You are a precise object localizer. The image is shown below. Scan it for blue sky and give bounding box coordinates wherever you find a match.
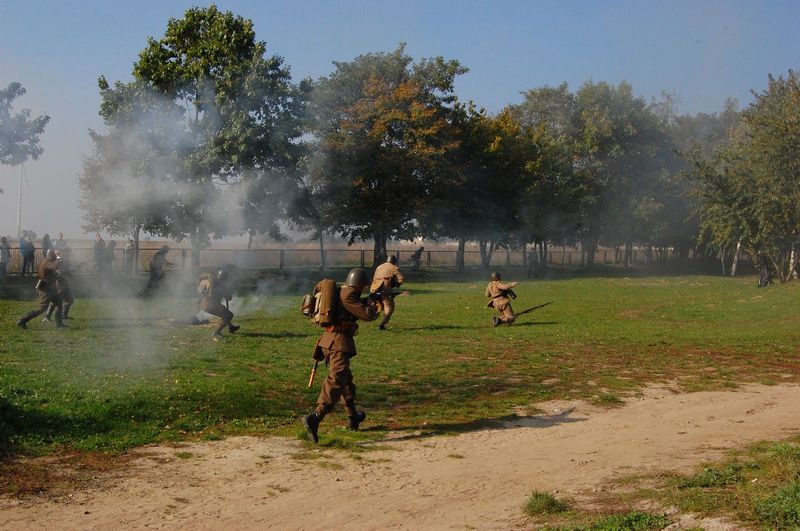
[2,0,799,237]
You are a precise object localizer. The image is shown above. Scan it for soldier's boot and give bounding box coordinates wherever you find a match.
[43,303,54,323]
[228,323,240,334]
[302,412,322,444]
[348,411,366,431]
[62,303,73,320]
[211,331,224,342]
[55,308,65,328]
[17,311,39,329]
[492,316,501,327]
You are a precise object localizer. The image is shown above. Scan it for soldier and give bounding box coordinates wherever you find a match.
[148,245,171,289]
[197,266,240,342]
[44,247,75,323]
[16,249,64,329]
[370,254,404,330]
[302,268,378,444]
[485,271,519,327]
[409,246,424,272]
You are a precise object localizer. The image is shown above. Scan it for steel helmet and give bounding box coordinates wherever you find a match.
[345,268,369,288]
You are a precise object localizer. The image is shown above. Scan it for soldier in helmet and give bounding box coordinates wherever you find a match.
[43,247,75,323]
[196,265,240,341]
[485,271,519,327]
[16,248,64,329]
[302,268,379,444]
[370,254,405,330]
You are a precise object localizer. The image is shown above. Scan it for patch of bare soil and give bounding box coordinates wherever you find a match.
[2,384,799,530]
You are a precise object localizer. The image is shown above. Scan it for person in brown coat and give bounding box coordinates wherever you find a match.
[197,266,240,341]
[485,271,519,327]
[17,249,64,329]
[302,268,377,443]
[370,255,404,330]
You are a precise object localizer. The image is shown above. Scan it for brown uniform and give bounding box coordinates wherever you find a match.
[485,280,518,324]
[313,286,376,419]
[17,257,63,327]
[371,262,404,328]
[197,273,234,335]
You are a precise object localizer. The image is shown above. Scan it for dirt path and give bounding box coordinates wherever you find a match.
[3,384,799,530]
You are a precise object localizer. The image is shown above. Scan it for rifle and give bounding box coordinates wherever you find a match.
[307,360,319,388]
[515,301,554,316]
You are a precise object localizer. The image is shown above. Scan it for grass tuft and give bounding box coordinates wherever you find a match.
[523,491,569,516]
[754,480,800,528]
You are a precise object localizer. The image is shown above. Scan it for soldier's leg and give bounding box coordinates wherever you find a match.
[314,351,351,418]
[17,294,49,328]
[378,296,394,329]
[502,303,516,324]
[62,289,74,319]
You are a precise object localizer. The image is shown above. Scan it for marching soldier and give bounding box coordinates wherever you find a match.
[16,249,64,329]
[370,255,404,330]
[196,266,240,341]
[485,271,519,327]
[302,268,378,444]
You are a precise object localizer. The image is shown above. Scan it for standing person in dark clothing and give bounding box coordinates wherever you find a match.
[196,266,240,341]
[21,237,35,276]
[40,234,51,259]
[148,245,171,289]
[17,249,64,329]
[302,268,378,444]
[409,246,424,272]
[93,234,105,272]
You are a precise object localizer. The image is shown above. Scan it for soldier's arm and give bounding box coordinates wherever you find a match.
[341,291,376,322]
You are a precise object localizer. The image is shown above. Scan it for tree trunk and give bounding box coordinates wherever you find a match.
[788,239,797,280]
[372,232,387,268]
[624,241,633,268]
[132,225,141,274]
[457,238,466,272]
[318,228,326,272]
[730,240,742,277]
[719,246,727,276]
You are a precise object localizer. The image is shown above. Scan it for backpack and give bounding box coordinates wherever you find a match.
[197,274,212,296]
[311,279,338,327]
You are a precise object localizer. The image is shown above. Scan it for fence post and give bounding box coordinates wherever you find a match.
[279,249,285,270]
[506,249,511,265]
[426,250,431,266]
[360,250,365,268]
[181,249,186,269]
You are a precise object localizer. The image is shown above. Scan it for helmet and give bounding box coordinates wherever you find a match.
[490,272,501,281]
[387,255,397,265]
[345,268,369,288]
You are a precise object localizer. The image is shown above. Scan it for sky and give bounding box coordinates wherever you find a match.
[1,0,799,239]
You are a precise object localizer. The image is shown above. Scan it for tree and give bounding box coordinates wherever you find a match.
[0,82,50,167]
[129,5,305,268]
[305,44,465,264]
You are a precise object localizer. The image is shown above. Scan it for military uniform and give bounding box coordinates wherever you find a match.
[485,277,519,325]
[45,251,74,321]
[371,258,404,330]
[17,254,63,328]
[148,247,169,288]
[197,272,238,340]
[303,269,377,443]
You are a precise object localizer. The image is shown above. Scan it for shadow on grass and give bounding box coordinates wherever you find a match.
[362,407,586,443]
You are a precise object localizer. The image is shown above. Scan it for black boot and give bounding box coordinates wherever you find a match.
[17,311,38,330]
[348,411,366,430]
[62,303,72,320]
[302,412,321,443]
[228,323,240,333]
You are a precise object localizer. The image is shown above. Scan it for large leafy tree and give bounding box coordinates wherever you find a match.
[128,5,304,267]
[690,71,800,280]
[305,44,465,264]
[1,82,50,194]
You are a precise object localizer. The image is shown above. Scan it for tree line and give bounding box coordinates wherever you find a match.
[30,5,790,277]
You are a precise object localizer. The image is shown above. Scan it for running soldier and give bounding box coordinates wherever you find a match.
[370,255,404,330]
[44,247,75,322]
[302,268,378,443]
[17,249,64,329]
[197,266,240,341]
[485,271,519,326]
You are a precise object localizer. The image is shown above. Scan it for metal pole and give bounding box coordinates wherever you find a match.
[16,164,25,238]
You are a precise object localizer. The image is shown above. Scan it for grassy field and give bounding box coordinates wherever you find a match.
[2,270,800,525]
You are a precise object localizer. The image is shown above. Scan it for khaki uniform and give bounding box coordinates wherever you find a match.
[197,273,234,335]
[371,262,404,328]
[17,257,63,327]
[313,286,376,419]
[485,280,518,324]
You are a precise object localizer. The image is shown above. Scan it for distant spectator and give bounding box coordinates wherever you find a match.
[41,233,52,259]
[123,239,135,273]
[21,237,35,276]
[53,232,67,252]
[93,234,106,272]
[0,236,10,278]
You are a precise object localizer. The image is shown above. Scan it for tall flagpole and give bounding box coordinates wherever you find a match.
[17,164,24,238]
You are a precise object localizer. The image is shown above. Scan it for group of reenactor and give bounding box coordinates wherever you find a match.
[12,243,529,446]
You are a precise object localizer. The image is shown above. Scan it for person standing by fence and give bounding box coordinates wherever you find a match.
[21,236,35,276]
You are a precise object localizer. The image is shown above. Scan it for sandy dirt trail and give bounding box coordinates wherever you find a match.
[2,384,799,530]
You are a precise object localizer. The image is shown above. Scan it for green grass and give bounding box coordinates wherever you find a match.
[2,272,800,461]
[523,491,570,516]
